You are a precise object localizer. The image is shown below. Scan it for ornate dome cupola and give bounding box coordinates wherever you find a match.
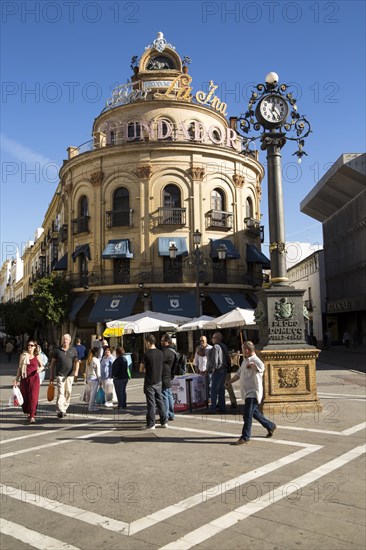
[102,32,191,113]
[133,32,184,80]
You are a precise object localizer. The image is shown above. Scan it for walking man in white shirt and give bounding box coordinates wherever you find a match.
[226,341,276,445]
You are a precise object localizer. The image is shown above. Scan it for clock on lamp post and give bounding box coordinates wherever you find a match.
[237,71,311,287]
[233,73,321,417]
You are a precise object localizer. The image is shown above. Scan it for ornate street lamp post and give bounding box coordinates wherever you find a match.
[234,73,321,414]
[237,71,311,286]
[169,230,227,317]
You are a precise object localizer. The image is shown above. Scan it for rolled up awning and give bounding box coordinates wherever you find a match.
[102,239,133,259]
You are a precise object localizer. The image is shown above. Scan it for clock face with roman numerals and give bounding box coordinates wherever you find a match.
[257,95,289,127]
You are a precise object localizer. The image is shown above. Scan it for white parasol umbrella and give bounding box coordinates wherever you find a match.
[203,307,257,330]
[177,315,215,332]
[106,310,190,334]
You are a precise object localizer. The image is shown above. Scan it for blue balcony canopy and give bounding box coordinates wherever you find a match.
[158,237,188,256]
[246,244,270,269]
[69,294,90,321]
[102,239,133,259]
[72,244,91,262]
[53,254,68,271]
[210,239,240,259]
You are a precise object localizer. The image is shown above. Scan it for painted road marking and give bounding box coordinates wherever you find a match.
[127,442,321,535]
[0,428,115,460]
[181,415,366,436]
[160,443,366,550]
[318,392,365,398]
[1,433,321,537]
[342,422,366,435]
[0,518,81,550]
[0,420,103,445]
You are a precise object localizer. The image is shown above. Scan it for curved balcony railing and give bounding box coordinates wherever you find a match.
[66,267,264,289]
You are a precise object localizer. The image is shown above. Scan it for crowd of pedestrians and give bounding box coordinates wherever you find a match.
[9,332,278,446]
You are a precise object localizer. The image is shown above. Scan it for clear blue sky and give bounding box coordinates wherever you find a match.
[1,0,365,264]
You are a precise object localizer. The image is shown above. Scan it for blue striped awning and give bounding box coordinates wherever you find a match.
[208,292,253,313]
[246,244,270,269]
[210,239,240,259]
[72,244,91,262]
[158,237,188,256]
[53,254,67,271]
[102,239,133,259]
[69,294,90,321]
[88,293,138,323]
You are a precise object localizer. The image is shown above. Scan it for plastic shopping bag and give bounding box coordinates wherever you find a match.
[9,386,24,407]
[95,386,105,405]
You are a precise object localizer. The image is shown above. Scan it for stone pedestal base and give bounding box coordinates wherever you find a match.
[258,348,323,415]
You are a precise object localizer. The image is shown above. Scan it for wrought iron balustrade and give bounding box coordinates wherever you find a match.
[59,224,68,242]
[157,207,186,225]
[71,216,90,235]
[106,209,133,228]
[66,267,264,289]
[206,210,233,230]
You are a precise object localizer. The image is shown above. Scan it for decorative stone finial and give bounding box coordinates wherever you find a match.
[145,32,176,52]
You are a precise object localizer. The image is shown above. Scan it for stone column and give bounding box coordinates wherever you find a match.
[135,165,152,267]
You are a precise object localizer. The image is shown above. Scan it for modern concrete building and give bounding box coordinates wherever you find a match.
[287,249,325,345]
[301,153,366,345]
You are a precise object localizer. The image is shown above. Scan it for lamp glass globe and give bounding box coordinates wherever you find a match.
[265,72,279,85]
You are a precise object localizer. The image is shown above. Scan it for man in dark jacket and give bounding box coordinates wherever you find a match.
[207,332,229,413]
[160,333,176,421]
[140,334,167,430]
[112,346,129,409]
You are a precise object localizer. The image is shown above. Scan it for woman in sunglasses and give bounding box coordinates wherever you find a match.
[14,340,44,424]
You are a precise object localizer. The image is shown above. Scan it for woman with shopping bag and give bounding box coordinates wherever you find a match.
[13,340,45,424]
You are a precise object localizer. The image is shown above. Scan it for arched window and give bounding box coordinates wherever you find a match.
[127,122,141,140]
[160,184,184,225]
[246,197,254,219]
[109,187,130,227]
[164,184,181,208]
[113,187,130,211]
[211,188,225,211]
[79,196,88,217]
[155,118,174,141]
[72,195,89,233]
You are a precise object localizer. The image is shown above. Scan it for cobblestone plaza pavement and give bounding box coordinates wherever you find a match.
[0,347,365,550]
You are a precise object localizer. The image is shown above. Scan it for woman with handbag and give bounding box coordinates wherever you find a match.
[13,340,44,423]
[85,347,101,412]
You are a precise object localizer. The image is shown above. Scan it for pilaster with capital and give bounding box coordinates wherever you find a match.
[135,165,152,180]
[89,171,104,187]
[232,174,245,188]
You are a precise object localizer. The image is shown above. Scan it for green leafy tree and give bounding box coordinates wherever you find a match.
[32,276,73,343]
